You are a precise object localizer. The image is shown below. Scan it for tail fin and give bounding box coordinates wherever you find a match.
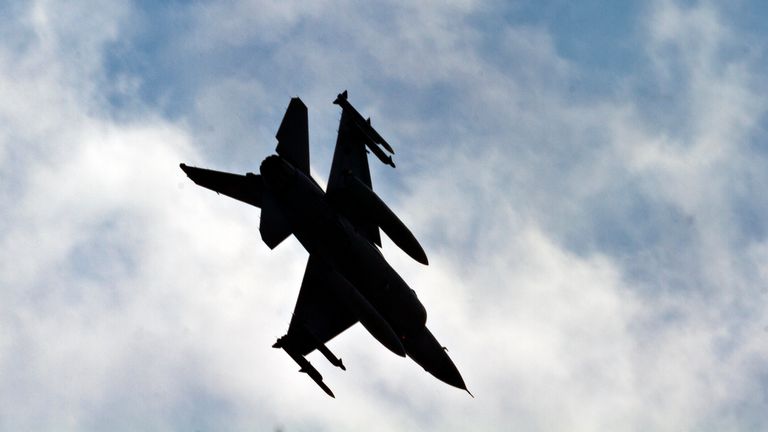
[275,98,309,176]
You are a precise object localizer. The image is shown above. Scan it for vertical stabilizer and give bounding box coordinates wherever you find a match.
[276,98,310,175]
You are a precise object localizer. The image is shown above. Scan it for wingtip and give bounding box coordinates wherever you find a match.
[333,90,348,105]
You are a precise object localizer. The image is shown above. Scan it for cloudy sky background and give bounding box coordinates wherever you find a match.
[1,0,767,430]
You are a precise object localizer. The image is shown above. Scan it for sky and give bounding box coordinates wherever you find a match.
[1,0,767,430]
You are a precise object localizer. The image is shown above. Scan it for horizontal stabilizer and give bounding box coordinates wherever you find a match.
[180,163,262,208]
[259,187,292,249]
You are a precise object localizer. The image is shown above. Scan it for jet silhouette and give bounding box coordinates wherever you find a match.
[180,91,469,398]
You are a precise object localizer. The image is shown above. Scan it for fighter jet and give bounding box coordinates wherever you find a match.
[179,91,469,398]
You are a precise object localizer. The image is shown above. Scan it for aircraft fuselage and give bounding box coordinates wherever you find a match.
[260,155,427,335]
[180,93,469,395]
[260,154,467,390]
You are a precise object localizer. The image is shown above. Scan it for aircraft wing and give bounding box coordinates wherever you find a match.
[326,108,383,246]
[179,164,262,208]
[281,255,359,356]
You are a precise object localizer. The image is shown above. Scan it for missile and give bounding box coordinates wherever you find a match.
[345,174,428,265]
[303,326,346,370]
[283,348,335,398]
[317,342,346,370]
[366,139,396,168]
[333,90,394,153]
[273,328,346,371]
[362,117,395,154]
[333,90,396,166]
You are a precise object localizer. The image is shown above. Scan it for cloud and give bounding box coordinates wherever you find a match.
[1,0,767,431]
[386,0,768,429]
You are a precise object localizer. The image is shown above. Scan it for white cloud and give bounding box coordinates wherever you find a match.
[386,1,768,430]
[1,0,767,431]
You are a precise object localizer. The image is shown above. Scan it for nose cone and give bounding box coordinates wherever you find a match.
[402,326,468,392]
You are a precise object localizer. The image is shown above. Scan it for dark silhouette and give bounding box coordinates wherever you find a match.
[180,91,470,398]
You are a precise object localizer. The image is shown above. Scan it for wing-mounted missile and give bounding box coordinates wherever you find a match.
[279,343,336,398]
[287,324,347,370]
[333,90,396,168]
[344,173,429,265]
